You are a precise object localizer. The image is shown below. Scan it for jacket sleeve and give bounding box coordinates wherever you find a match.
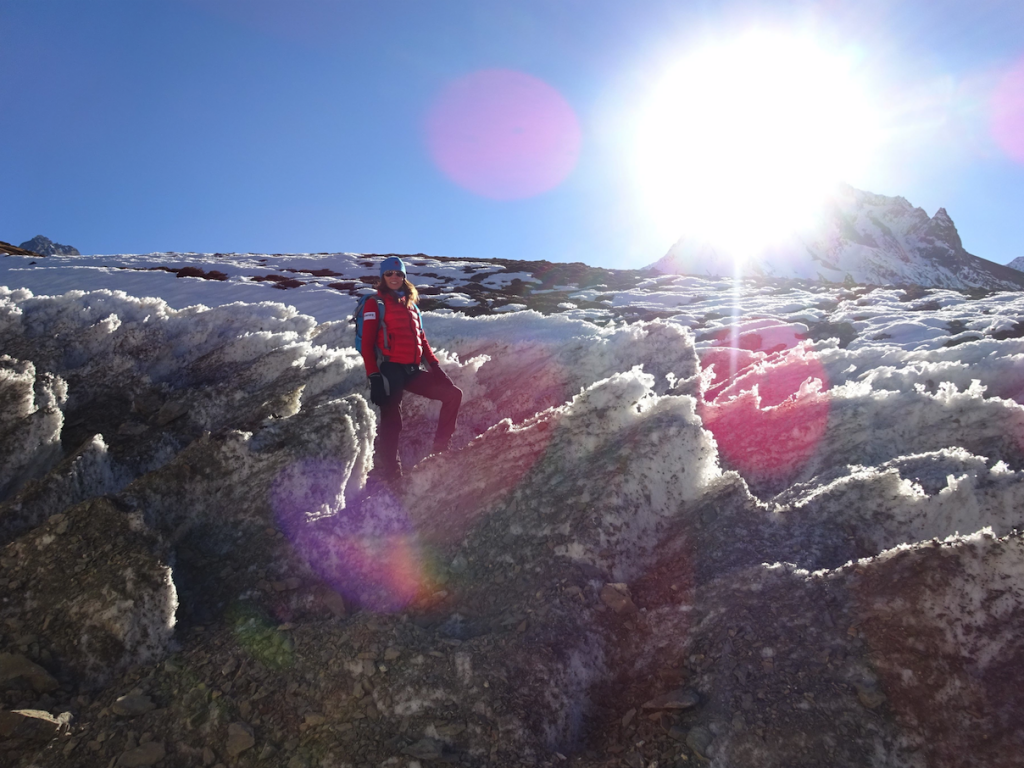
[360,299,381,376]
[422,338,440,366]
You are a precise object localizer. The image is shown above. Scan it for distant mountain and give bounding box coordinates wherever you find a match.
[1007,256,1024,272]
[651,185,1024,291]
[18,235,80,256]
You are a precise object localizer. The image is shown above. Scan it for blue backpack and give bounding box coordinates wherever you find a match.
[353,294,422,365]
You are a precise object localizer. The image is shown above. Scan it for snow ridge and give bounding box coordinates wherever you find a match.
[1,253,1024,765]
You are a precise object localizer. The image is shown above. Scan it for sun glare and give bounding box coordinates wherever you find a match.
[633,30,881,258]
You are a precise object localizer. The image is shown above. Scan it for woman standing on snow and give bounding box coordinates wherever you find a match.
[360,256,462,481]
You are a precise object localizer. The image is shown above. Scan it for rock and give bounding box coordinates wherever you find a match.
[0,498,176,688]
[226,721,255,757]
[321,587,347,618]
[600,583,638,614]
[641,688,700,710]
[0,653,59,693]
[257,744,275,761]
[52,513,69,534]
[667,725,688,743]
[854,681,886,709]
[156,400,189,426]
[132,392,163,416]
[0,709,71,741]
[112,692,156,717]
[686,726,714,759]
[403,737,444,760]
[117,741,165,767]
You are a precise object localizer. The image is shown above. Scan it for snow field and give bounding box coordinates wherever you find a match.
[2,264,1024,760]
[2,284,1022,605]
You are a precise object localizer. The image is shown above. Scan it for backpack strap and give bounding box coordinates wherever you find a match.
[369,297,391,366]
[375,297,389,356]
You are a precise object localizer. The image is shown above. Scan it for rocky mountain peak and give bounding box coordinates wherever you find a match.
[17,236,79,257]
[651,185,1024,290]
[918,206,963,250]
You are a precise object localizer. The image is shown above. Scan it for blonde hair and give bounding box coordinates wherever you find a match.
[378,276,419,306]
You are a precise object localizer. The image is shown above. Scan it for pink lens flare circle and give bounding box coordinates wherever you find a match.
[269,458,426,612]
[991,57,1024,164]
[425,69,582,200]
[699,330,831,483]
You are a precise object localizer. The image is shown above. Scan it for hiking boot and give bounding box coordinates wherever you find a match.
[370,459,403,484]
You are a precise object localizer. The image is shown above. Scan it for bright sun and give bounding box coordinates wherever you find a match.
[633,30,881,258]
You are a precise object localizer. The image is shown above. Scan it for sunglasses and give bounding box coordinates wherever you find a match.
[383,271,403,277]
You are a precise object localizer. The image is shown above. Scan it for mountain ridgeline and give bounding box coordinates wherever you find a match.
[651,184,1024,291]
[0,237,80,258]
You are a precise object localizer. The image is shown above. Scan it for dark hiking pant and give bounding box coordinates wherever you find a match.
[376,362,463,477]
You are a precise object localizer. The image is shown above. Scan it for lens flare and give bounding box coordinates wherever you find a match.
[425,69,582,200]
[632,29,880,255]
[402,345,569,548]
[410,414,558,548]
[309,527,425,612]
[699,325,830,482]
[270,459,428,612]
[227,602,295,670]
[991,57,1024,164]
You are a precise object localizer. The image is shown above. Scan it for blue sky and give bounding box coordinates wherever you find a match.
[2,0,1024,269]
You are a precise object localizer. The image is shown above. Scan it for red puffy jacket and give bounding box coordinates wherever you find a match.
[360,290,439,376]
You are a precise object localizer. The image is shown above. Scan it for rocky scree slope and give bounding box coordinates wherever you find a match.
[0,287,1023,767]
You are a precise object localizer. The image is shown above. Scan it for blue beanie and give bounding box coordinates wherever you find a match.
[380,256,406,277]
